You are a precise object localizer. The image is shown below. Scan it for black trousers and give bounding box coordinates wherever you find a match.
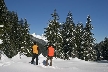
[31,53,38,65]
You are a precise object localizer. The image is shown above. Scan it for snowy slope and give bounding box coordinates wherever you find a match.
[31,33,48,42]
[0,53,108,72]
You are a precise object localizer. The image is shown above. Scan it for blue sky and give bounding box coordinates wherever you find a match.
[5,0,108,43]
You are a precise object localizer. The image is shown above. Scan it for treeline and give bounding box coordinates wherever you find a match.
[94,37,108,61]
[0,0,33,58]
[44,9,108,61]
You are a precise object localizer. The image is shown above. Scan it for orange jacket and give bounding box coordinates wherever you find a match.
[48,46,54,56]
[32,45,38,54]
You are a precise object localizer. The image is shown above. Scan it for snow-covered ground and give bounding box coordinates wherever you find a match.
[0,53,108,72]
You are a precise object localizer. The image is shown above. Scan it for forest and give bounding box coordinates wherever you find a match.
[0,0,108,61]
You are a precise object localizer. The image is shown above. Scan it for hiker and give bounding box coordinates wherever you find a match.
[31,41,39,65]
[46,44,54,66]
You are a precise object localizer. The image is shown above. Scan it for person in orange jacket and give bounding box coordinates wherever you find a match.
[31,41,39,65]
[46,44,55,66]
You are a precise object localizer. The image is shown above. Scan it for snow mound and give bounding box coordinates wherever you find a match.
[11,54,21,61]
[31,33,48,42]
[72,57,81,61]
[0,53,12,66]
[11,53,27,61]
[39,53,44,57]
[0,63,3,66]
[38,54,55,67]
[0,53,10,61]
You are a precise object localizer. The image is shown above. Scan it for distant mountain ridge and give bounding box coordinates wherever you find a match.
[31,33,47,42]
[31,33,47,45]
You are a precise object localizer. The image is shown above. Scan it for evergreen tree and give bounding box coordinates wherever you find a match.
[83,15,97,61]
[94,43,101,61]
[99,41,104,60]
[3,11,19,58]
[10,11,19,57]
[94,37,108,61]
[0,0,6,59]
[44,9,61,58]
[66,12,76,59]
[95,38,108,61]
[20,18,33,57]
[101,37,108,60]
[75,22,84,59]
[0,0,32,58]
[0,0,8,50]
[5,11,15,58]
[18,18,25,56]
[60,11,76,59]
[0,0,12,58]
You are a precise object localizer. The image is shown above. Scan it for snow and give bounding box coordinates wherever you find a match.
[31,33,48,42]
[0,53,108,72]
[0,25,4,27]
[11,52,27,62]
[0,39,3,44]
[60,23,62,25]
[39,53,44,57]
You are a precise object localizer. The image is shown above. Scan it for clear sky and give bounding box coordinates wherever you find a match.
[4,0,108,43]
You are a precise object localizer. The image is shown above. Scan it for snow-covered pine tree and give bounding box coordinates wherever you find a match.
[44,9,61,58]
[60,11,76,60]
[98,41,104,60]
[101,37,108,60]
[0,0,6,59]
[94,43,100,61]
[18,18,25,56]
[21,18,33,57]
[75,22,84,59]
[6,11,15,58]
[59,22,67,59]
[58,23,65,59]
[2,11,19,58]
[0,0,13,58]
[11,11,20,57]
[66,12,76,59]
[0,2,4,38]
[0,3,3,59]
[83,15,97,61]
